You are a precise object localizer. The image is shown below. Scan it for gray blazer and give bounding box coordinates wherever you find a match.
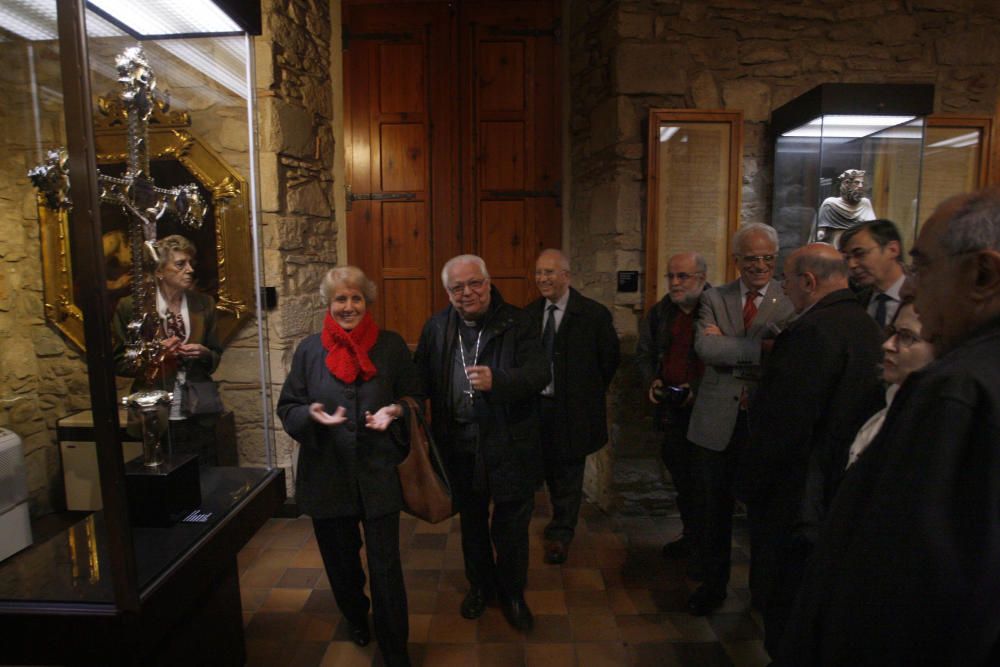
[687,278,794,451]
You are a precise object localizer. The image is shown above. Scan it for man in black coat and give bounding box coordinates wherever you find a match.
[635,251,708,561]
[779,187,1000,666]
[525,249,620,565]
[414,254,549,632]
[745,243,883,657]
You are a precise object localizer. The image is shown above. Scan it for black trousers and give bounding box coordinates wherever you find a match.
[313,513,410,667]
[540,397,586,545]
[451,451,534,600]
[660,407,700,543]
[691,411,749,593]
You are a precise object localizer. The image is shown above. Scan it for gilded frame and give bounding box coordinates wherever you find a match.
[37,96,254,350]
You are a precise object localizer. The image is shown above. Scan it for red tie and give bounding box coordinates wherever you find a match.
[743,290,759,331]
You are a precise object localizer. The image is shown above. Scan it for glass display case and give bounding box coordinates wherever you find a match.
[770,83,934,269]
[0,2,282,664]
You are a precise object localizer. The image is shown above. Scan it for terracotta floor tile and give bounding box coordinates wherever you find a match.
[606,588,638,615]
[402,548,445,570]
[255,547,300,570]
[524,589,567,614]
[477,606,523,642]
[407,589,439,614]
[615,613,683,643]
[409,613,433,643]
[723,639,770,667]
[527,614,572,643]
[245,611,306,641]
[303,589,340,614]
[420,643,479,667]
[241,564,286,589]
[568,611,620,642]
[526,567,564,591]
[238,546,261,572]
[478,642,525,667]
[404,569,441,591]
[564,589,610,611]
[427,613,478,643]
[300,613,339,642]
[433,590,466,614]
[260,587,312,613]
[525,643,574,667]
[413,518,452,534]
[242,587,271,613]
[664,613,719,642]
[291,547,325,569]
[574,641,628,667]
[270,528,314,549]
[287,640,331,667]
[438,569,469,593]
[562,568,606,591]
[277,567,323,589]
[708,612,763,642]
[410,532,448,550]
[318,641,374,667]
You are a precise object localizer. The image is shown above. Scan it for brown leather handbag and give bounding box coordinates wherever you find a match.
[396,396,454,523]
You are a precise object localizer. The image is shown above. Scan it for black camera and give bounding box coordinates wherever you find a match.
[653,384,690,406]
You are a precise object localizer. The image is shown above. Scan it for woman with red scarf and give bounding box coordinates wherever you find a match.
[278,266,421,667]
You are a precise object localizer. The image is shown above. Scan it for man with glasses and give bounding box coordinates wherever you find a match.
[414,254,549,632]
[744,243,883,658]
[636,252,709,564]
[838,218,907,329]
[526,249,620,565]
[779,187,1000,665]
[685,223,794,616]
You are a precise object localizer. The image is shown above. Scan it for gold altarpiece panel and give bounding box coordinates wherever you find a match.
[37,94,253,350]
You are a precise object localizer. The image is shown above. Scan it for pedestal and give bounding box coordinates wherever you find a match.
[125,454,201,526]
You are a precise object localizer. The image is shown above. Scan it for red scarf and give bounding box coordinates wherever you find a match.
[321,311,379,383]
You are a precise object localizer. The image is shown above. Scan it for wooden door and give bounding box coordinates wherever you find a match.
[344,0,561,344]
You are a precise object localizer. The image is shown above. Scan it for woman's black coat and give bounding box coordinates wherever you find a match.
[277,329,422,520]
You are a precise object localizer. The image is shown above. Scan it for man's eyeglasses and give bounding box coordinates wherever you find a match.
[738,254,776,265]
[842,245,880,261]
[884,325,923,348]
[666,272,704,281]
[448,278,487,296]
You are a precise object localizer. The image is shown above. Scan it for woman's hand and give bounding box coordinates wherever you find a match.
[365,404,401,431]
[309,403,347,426]
[178,342,209,360]
[161,335,183,358]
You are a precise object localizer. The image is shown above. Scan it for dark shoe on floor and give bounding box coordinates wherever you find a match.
[501,596,534,632]
[543,540,568,564]
[347,618,371,647]
[661,535,693,559]
[460,586,493,619]
[687,585,726,616]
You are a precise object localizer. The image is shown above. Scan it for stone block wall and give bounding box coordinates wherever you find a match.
[258,0,338,495]
[566,0,1000,514]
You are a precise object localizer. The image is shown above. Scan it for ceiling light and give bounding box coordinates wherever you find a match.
[87,0,241,37]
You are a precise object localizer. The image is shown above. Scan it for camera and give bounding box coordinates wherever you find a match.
[653,384,690,406]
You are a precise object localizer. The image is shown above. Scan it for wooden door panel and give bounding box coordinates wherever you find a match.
[380,124,427,192]
[489,277,528,308]
[479,41,525,112]
[480,200,525,273]
[379,43,425,114]
[381,201,426,271]
[480,122,525,190]
[382,278,430,345]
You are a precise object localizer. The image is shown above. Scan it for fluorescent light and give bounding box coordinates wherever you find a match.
[87,0,241,36]
[0,0,125,41]
[783,115,919,138]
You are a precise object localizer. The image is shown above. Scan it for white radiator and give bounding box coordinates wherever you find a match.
[0,428,33,561]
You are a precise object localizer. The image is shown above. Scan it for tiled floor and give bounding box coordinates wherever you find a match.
[239,494,769,667]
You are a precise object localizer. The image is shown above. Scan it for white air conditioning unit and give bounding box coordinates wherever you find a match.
[0,428,33,561]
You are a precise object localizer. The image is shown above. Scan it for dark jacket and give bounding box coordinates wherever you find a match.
[635,290,707,428]
[746,288,884,535]
[525,287,620,458]
[277,329,422,520]
[414,286,550,502]
[779,317,1000,666]
[112,290,222,391]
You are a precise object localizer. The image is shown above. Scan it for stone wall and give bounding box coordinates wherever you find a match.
[0,42,90,516]
[258,0,338,494]
[566,0,1000,514]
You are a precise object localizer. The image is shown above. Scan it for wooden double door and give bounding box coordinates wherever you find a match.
[344,0,561,344]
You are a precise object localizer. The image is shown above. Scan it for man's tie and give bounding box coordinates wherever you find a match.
[874,293,891,329]
[542,304,557,361]
[742,290,760,332]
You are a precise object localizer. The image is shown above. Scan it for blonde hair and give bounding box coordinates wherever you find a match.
[320,266,377,304]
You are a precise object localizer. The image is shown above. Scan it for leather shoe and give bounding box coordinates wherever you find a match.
[661,535,692,559]
[347,619,370,647]
[460,586,493,619]
[501,596,534,632]
[687,585,726,616]
[543,540,568,564]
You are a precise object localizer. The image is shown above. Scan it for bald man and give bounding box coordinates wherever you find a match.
[526,249,620,564]
[745,243,884,657]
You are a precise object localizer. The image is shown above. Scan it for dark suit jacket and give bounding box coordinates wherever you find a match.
[526,287,620,459]
[277,330,422,520]
[745,288,884,535]
[779,317,1000,666]
[414,286,550,502]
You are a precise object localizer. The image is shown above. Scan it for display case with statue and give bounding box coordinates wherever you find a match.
[0,2,284,665]
[770,83,934,267]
